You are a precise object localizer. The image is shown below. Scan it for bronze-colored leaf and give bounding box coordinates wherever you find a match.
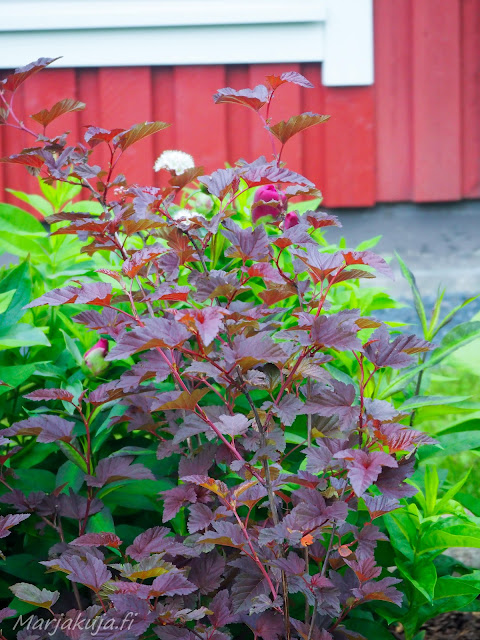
[31,99,86,127]
[269,113,330,145]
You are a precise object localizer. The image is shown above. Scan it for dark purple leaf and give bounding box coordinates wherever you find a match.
[242,611,285,640]
[223,332,287,372]
[352,576,403,607]
[306,380,360,430]
[71,532,122,548]
[59,489,103,520]
[230,557,270,612]
[364,325,432,369]
[177,306,228,346]
[85,456,155,488]
[25,282,112,308]
[155,627,197,640]
[122,245,165,278]
[187,503,214,533]
[376,457,417,499]
[106,317,191,360]
[237,156,314,188]
[213,85,269,111]
[149,570,197,597]
[309,310,363,351]
[162,484,198,522]
[1,57,61,92]
[266,71,314,90]
[23,388,74,403]
[222,219,270,261]
[74,307,130,340]
[61,554,111,592]
[189,551,226,595]
[208,588,239,626]
[198,167,238,200]
[342,250,393,279]
[126,526,190,561]
[334,449,398,497]
[0,513,30,539]
[4,415,75,443]
[363,495,400,520]
[270,395,304,427]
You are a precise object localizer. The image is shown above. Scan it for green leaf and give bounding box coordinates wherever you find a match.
[0,364,36,397]
[434,470,470,515]
[428,287,445,338]
[10,468,56,493]
[398,395,471,411]
[396,252,428,338]
[56,460,85,493]
[419,522,480,555]
[58,442,88,473]
[86,507,115,534]
[0,290,15,313]
[0,203,46,236]
[418,431,480,461]
[0,323,50,349]
[0,260,32,328]
[61,329,83,366]
[39,178,82,209]
[356,235,382,251]
[456,492,480,518]
[415,576,480,628]
[396,557,437,602]
[345,618,396,639]
[436,294,480,334]
[424,465,439,517]
[6,189,54,217]
[384,510,419,561]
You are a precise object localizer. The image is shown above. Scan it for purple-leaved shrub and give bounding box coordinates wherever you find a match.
[0,58,436,640]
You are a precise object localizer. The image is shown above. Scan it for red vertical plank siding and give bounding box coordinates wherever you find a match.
[98,67,154,187]
[2,85,33,204]
[301,63,326,195]
[151,67,176,188]
[77,68,108,179]
[225,65,253,165]
[23,69,79,143]
[374,0,413,202]
[461,0,480,199]
[174,66,227,173]
[249,64,303,173]
[323,86,375,208]
[0,125,5,200]
[412,0,461,202]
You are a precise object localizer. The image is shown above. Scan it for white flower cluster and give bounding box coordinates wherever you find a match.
[172,208,196,222]
[153,150,195,175]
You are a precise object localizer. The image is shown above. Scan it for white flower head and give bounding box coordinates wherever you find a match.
[154,150,195,175]
[172,208,197,222]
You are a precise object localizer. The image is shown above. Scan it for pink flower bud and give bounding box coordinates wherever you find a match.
[284,211,300,229]
[84,338,109,376]
[252,185,287,223]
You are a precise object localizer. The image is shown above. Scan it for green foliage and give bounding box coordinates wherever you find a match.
[382,465,480,639]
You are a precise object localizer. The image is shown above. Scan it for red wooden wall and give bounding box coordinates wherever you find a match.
[1,0,479,209]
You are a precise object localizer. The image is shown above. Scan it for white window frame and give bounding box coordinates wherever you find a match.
[0,0,374,86]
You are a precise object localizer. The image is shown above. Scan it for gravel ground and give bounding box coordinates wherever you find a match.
[327,200,480,324]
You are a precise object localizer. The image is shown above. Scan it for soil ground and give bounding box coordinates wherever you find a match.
[392,611,480,639]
